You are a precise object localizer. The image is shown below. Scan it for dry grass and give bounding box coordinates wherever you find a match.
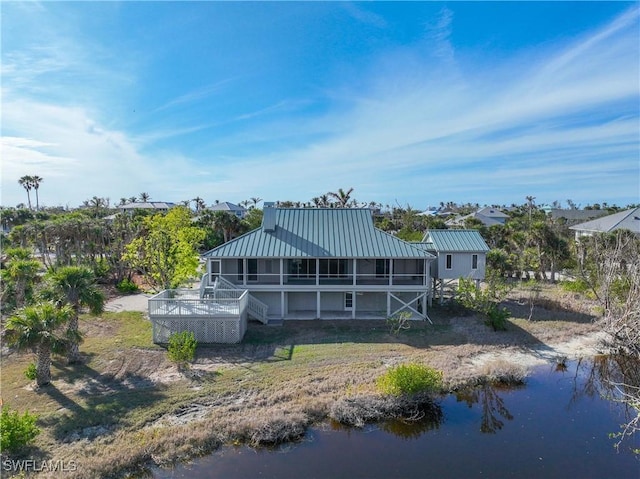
[0,286,604,478]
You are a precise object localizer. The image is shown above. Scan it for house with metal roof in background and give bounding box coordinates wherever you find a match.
[446,206,509,228]
[569,207,640,240]
[119,201,176,213]
[201,203,436,323]
[420,229,490,303]
[208,201,247,219]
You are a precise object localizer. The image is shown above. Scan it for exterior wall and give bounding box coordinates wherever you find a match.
[288,291,316,312]
[251,291,282,316]
[320,292,346,312]
[436,252,486,280]
[356,292,386,313]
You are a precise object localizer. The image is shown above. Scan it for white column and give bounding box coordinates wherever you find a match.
[353,259,357,286]
[352,291,356,319]
[317,291,321,319]
[386,292,391,317]
[280,259,284,285]
[316,258,320,286]
[281,291,285,319]
[243,258,247,286]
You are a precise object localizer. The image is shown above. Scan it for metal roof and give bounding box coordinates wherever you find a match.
[422,229,490,252]
[209,202,246,212]
[569,207,640,234]
[204,208,435,259]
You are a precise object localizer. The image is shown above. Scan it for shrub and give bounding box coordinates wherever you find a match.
[377,363,443,396]
[386,311,411,335]
[167,331,197,365]
[560,279,590,293]
[0,406,40,454]
[116,278,139,294]
[456,276,511,331]
[24,363,37,381]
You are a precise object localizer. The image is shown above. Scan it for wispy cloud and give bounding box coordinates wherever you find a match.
[153,79,236,113]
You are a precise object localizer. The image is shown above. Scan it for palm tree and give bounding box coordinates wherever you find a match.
[18,176,33,210]
[31,175,43,210]
[250,197,263,208]
[5,302,75,387]
[44,266,105,364]
[2,258,41,310]
[328,187,354,208]
[192,197,206,213]
[139,192,151,203]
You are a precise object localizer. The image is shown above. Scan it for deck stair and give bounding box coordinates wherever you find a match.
[203,275,269,325]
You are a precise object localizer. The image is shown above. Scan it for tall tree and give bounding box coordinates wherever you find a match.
[123,206,205,289]
[250,197,263,208]
[31,175,43,210]
[328,187,354,208]
[44,266,105,364]
[18,176,33,210]
[139,192,151,202]
[5,302,75,387]
[192,197,206,213]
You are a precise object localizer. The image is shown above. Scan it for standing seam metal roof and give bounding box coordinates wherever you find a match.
[203,208,435,258]
[423,230,490,252]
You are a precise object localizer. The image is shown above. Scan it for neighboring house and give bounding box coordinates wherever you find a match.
[569,207,640,240]
[119,201,175,213]
[209,201,247,219]
[545,208,609,225]
[419,229,490,302]
[202,204,435,322]
[446,207,508,228]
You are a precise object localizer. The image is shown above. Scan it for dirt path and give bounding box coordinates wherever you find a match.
[104,293,151,313]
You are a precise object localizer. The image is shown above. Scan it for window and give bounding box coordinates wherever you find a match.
[289,259,316,278]
[210,260,221,280]
[248,259,258,281]
[376,259,390,278]
[319,259,348,278]
[472,254,478,270]
[445,254,452,270]
[344,292,353,310]
[237,259,244,281]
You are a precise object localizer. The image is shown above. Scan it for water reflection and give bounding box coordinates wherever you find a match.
[454,381,522,434]
[570,353,640,452]
[378,409,444,440]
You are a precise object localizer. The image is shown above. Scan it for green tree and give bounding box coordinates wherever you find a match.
[18,176,34,210]
[328,187,355,207]
[5,302,75,387]
[31,175,43,211]
[124,206,205,289]
[0,257,41,311]
[44,266,105,364]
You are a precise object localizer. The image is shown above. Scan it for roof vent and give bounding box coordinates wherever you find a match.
[263,202,276,232]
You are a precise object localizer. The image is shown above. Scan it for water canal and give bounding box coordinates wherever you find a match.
[154,357,639,478]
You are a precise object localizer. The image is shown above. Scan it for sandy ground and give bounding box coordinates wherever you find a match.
[104,293,151,313]
[469,330,608,371]
[102,292,607,382]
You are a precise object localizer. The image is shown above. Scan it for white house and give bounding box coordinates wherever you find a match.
[446,207,509,228]
[569,207,640,240]
[420,229,490,303]
[209,202,247,219]
[200,204,435,322]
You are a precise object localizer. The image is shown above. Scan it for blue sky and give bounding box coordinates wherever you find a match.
[2,2,639,210]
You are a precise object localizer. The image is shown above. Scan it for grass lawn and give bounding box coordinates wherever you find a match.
[0,285,601,478]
